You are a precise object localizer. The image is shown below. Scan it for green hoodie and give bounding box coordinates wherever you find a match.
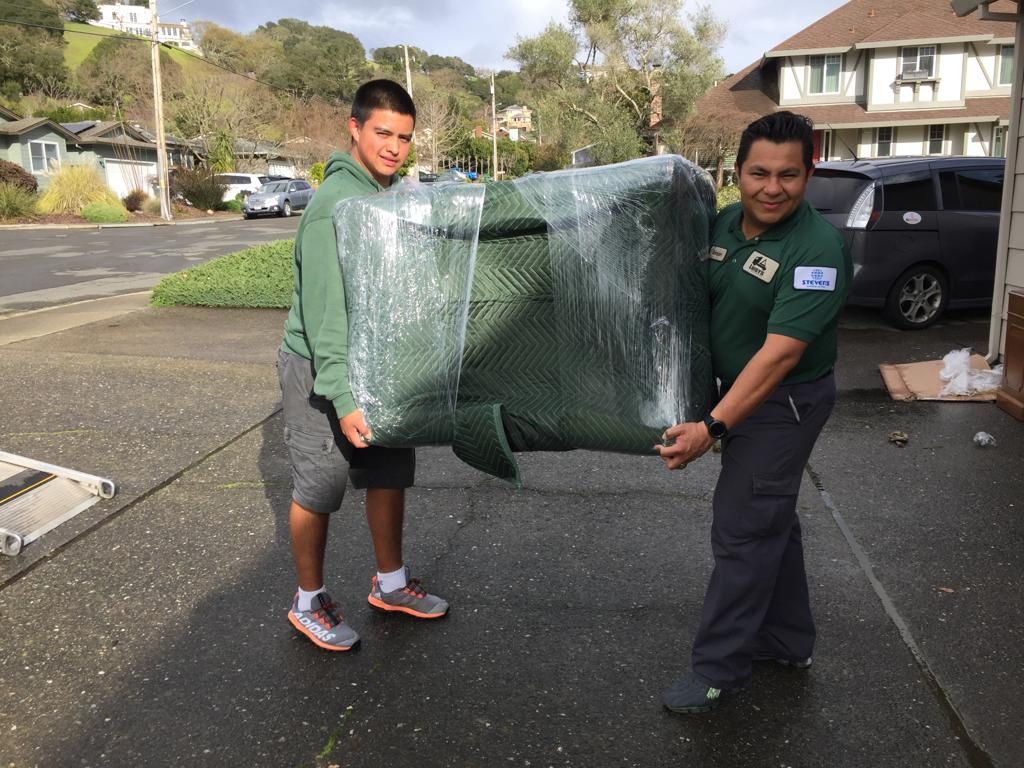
[280,151,394,417]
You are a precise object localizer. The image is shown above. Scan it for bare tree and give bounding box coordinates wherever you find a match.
[167,72,279,163]
[416,88,465,173]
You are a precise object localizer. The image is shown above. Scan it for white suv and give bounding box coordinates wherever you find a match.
[214,173,264,203]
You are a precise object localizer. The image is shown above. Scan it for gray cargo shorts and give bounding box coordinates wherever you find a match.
[277,348,415,514]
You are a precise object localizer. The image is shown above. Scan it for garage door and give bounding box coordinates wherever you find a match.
[104,159,156,200]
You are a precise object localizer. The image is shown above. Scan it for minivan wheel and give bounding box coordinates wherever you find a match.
[883,265,949,330]
[281,200,292,217]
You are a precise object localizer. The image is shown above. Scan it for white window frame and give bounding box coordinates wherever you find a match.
[999,44,1015,86]
[993,125,1007,157]
[28,140,60,174]
[927,124,945,155]
[876,126,894,157]
[901,46,936,78]
[808,54,842,95]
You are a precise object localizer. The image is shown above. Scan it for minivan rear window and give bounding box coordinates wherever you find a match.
[806,170,872,213]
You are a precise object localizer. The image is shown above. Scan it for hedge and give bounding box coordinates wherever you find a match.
[151,239,294,308]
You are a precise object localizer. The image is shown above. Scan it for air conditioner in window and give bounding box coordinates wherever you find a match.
[899,69,932,81]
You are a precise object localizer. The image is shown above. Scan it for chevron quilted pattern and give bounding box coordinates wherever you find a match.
[335,155,716,484]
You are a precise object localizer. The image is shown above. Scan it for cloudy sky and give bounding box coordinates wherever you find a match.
[172,0,847,75]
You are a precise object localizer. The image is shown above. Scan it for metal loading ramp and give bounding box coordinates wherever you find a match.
[0,451,115,556]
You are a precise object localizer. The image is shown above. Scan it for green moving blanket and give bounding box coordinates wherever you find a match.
[335,155,716,485]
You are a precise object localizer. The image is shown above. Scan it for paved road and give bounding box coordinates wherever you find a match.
[0,216,299,314]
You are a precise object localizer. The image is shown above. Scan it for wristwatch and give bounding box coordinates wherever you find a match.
[703,414,729,440]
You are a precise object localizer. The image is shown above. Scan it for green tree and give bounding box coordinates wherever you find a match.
[372,45,427,75]
[423,54,474,77]
[508,0,725,167]
[258,19,369,102]
[51,0,100,22]
[0,0,68,97]
[78,34,182,115]
[194,21,266,75]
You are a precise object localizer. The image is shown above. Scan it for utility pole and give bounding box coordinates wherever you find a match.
[149,0,172,221]
[403,44,413,98]
[490,72,498,180]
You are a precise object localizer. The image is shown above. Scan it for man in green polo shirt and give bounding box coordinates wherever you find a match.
[656,111,852,713]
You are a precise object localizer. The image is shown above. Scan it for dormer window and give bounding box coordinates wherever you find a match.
[809,54,842,94]
[900,46,936,79]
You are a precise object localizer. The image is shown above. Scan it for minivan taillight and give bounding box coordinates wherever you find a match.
[846,182,876,229]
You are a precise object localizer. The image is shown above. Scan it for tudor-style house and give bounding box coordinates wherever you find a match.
[697,0,1015,162]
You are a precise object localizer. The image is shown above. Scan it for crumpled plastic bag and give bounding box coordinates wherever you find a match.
[973,431,997,447]
[938,348,1003,396]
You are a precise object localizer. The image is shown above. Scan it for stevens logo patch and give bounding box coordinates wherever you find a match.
[793,266,838,291]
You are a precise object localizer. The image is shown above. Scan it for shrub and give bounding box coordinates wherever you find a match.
[309,162,325,185]
[224,199,243,213]
[0,159,38,193]
[81,201,129,223]
[716,184,742,210]
[122,189,148,212]
[170,168,227,211]
[38,165,120,214]
[142,196,162,215]
[152,239,294,308]
[0,182,38,219]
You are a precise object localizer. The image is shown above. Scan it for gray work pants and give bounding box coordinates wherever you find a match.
[691,372,836,690]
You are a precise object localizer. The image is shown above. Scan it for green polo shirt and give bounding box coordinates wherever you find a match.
[708,200,852,386]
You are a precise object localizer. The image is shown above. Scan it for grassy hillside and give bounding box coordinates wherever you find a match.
[64,21,201,72]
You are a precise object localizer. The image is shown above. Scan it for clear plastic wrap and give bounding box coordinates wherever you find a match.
[335,155,716,482]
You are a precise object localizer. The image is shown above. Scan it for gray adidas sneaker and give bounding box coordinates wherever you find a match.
[288,592,360,651]
[662,673,724,714]
[367,569,449,619]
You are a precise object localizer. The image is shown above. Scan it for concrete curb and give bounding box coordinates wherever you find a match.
[0,291,153,346]
[0,216,243,231]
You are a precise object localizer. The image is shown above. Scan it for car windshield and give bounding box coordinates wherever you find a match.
[259,182,288,193]
[806,170,872,213]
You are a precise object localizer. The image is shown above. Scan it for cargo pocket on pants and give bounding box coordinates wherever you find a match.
[744,473,803,537]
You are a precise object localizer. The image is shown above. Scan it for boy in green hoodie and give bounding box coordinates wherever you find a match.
[279,79,449,652]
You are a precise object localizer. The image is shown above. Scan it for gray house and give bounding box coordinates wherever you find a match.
[0,107,83,189]
[60,121,160,199]
[0,108,190,198]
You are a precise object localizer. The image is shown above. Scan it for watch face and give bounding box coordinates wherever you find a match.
[706,418,726,439]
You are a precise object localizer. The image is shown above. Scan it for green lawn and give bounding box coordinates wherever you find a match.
[64,21,201,72]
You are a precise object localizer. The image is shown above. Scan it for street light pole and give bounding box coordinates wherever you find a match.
[149,0,172,221]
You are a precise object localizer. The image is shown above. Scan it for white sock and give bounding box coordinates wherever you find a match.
[377,566,407,593]
[297,586,326,611]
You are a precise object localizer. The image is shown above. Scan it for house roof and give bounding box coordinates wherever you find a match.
[0,118,82,142]
[60,120,163,152]
[691,0,1014,134]
[0,105,21,122]
[796,96,1010,128]
[767,0,1015,57]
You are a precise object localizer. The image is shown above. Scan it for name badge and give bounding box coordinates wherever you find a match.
[742,251,780,283]
[709,246,728,262]
[793,266,838,291]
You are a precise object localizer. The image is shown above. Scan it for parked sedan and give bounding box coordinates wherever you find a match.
[242,179,314,218]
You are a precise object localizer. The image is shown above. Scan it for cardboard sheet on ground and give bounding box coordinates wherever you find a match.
[879,354,996,402]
